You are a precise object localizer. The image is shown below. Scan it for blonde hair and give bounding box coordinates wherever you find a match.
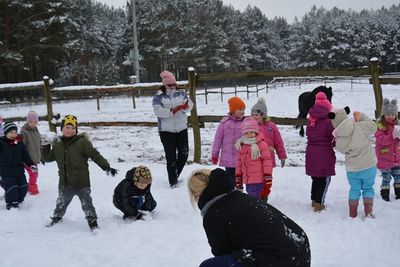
[187,169,211,207]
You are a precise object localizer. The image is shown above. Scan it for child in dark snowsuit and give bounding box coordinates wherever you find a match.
[113,166,157,220]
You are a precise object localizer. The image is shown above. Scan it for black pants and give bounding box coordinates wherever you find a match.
[311,176,331,204]
[159,129,189,186]
[225,167,236,186]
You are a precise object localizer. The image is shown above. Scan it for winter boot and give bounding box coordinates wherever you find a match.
[394,184,400,200]
[363,197,374,218]
[311,200,316,208]
[313,203,324,212]
[47,216,62,227]
[348,199,358,218]
[380,187,390,202]
[87,217,98,230]
[29,184,39,195]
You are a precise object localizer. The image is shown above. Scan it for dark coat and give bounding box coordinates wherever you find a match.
[0,136,34,177]
[198,168,311,267]
[113,171,155,217]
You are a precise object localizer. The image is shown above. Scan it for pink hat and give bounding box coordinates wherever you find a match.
[241,117,259,134]
[160,71,177,86]
[26,110,39,122]
[315,92,332,111]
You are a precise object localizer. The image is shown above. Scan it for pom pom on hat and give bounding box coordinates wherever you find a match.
[3,121,18,136]
[381,98,398,116]
[160,71,177,86]
[228,97,245,113]
[241,117,259,134]
[26,110,39,122]
[251,97,268,116]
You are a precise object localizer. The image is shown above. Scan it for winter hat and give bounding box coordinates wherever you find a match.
[251,97,268,116]
[228,96,246,113]
[160,71,177,86]
[315,92,332,111]
[61,114,78,131]
[241,117,259,134]
[26,110,39,122]
[381,98,398,116]
[328,106,350,128]
[131,166,153,184]
[3,121,18,136]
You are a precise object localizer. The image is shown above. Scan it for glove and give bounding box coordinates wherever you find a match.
[260,176,272,199]
[235,177,243,191]
[280,159,286,168]
[40,160,46,166]
[172,105,184,114]
[393,125,400,139]
[30,165,38,173]
[106,167,118,177]
[181,100,189,110]
[211,156,218,165]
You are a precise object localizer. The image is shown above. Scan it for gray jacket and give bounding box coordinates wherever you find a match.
[20,123,41,164]
[152,88,193,133]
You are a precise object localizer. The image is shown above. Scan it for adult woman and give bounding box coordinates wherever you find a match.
[152,71,193,188]
[188,168,311,267]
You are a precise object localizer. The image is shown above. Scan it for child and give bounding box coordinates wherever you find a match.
[375,98,400,201]
[251,97,287,168]
[42,114,118,230]
[329,108,377,218]
[188,168,311,267]
[0,122,36,209]
[211,96,245,184]
[305,92,336,212]
[113,165,157,220]
[235,117,273,199]
[20,111,41,195]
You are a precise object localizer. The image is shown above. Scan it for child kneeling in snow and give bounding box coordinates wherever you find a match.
[113,166,157,220]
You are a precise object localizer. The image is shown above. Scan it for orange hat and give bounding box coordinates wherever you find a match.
[228,97,245,113]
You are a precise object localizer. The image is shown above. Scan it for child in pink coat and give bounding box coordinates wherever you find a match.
[211,97,246,184]
[235,117,273,200]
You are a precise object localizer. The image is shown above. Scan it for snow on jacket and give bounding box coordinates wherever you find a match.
[212,115,244,168]
[305,105,336,177]
[198,168,311,267]
[259,119,287,167]
[20,123,41,164]
[333,113,377,171]
[152,88,193,133]
[41,133,110,189]
[0,135,34,177]
[235,134,273,184]
[374,119,400,170]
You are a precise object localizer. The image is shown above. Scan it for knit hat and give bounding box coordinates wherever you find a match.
[315,92,332,111]
[381,98,398,116]
[241,117,259,134]
[328,106,350,128]
[3,121,18,136]
[160,71,177,86]
[251,97,268,116]
[130,166,152,184]
[61,114,78,131]
[228,97,246,113]
[26,110,39,122]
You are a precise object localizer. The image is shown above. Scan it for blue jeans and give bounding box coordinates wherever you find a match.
[347,166,376,200]
[132,196,157,211]
[200,255,242,267]
[380,166,400,188]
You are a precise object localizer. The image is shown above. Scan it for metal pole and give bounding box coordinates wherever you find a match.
[131,0,140,83]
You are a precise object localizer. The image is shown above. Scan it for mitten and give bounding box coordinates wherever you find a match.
[172,105,184,114]
[393,125,400,139]
[106,167,118,177]
[181,100,189,110]
[280,159,286,168]
[235,177,243,191]
[211,156,218,165]
[30,165,38,173]
[260,176,272,199]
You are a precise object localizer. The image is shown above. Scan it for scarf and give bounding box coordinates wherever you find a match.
[235,137,261,160]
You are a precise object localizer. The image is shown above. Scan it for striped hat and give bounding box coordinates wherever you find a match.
[3,121,18,136]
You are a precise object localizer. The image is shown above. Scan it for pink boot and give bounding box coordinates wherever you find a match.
[26,164,39,195]
[349,200,358,218]
[363,197,374,218]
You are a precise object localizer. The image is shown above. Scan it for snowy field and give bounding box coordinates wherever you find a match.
[0,80,399,267]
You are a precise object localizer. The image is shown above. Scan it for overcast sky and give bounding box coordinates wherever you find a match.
[96,0,399,21]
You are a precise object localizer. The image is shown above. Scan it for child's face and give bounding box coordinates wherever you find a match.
[251,113,263,124]
[6,130,17,140]
[244,131,257,138]
[62,124,77,137]
[384,114,396,122]
[135,181,150,189]
[232,108,245,119]
[27,121,38,128]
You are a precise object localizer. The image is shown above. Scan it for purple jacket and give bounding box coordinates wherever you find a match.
[212,115,244,168]
[375,119,400,170]
[305,105,336,177]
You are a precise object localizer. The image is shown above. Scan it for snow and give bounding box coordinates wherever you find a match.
[0,79,399,267]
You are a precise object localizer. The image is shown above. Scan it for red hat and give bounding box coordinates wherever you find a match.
[228,97,245,113]
[160,71,176,86]
[241,117,259,134]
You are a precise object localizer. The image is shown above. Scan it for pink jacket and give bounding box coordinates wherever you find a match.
[212,115,244,168]
[375,120,400,170]
[235,134,273,184]
[259,120,287,167]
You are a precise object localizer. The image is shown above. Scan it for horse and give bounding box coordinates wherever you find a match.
[296,85,333,137]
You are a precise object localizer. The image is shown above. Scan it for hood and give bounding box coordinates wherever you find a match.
[333,118,354,138]
[309,105,329,120]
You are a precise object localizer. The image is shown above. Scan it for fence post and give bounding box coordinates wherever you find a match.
[43,76,57,133]
[220,86,223,102]
[266,81,268,94]
[205,86,208,105]
[96,89,101,111]
[256,84,259,98]
[246,84,249,100]
[234,83,237,96]
[132,87,136,109]
[188,67,201,163]
[369,58,383,119]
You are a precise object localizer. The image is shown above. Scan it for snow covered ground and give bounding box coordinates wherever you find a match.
[0,80,399,267]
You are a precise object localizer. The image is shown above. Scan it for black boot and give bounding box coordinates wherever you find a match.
[380,188,390,202]
[47,216,62,227]
[87,217,98,230]
[394,185,400,200]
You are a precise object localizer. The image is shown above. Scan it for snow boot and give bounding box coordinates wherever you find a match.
[348,199,358,218]
[394,184,400,200]
[363,197,374,218]
[47,216,62,227]
[87,217,98,230]
[313,203,324,212]
[28,184,39,195]
[380,187,390,202]
[311,200,316,208]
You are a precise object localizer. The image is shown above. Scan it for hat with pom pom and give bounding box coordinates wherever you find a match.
[381,98,398,116]
[160,71,176,86]
[241,117,259,134]
[315,92,332,111]
[251,97,268,116]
